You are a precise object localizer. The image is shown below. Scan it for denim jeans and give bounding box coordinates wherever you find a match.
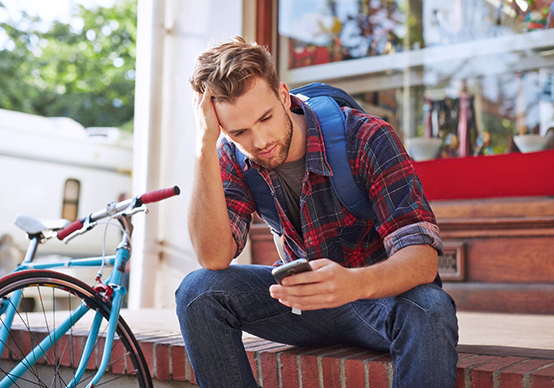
[175,265,458,388]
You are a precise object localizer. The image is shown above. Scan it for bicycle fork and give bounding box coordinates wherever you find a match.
[71,247,130,388]
[69,285,126,388]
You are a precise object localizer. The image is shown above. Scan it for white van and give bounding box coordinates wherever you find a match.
[0,108,132,271]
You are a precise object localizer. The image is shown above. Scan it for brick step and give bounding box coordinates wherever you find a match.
[4,329,554,387]
[165,337,554,387]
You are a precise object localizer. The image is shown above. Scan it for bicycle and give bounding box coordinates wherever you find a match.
[0,186,181,387]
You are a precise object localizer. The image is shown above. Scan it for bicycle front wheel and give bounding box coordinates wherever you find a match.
[0,270,152,387]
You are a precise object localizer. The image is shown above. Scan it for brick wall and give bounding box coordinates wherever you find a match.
[4,329,554,387]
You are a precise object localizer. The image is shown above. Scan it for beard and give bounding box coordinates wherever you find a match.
[244,108,294,170]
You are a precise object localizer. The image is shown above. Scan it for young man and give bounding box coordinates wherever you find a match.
[176,36,458,388]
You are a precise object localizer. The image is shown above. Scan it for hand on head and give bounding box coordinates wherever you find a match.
[192,89,221,147]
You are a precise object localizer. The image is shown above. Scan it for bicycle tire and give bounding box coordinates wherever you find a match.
[0,270,153,387]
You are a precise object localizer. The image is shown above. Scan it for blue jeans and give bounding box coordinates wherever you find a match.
[175,265,458,388]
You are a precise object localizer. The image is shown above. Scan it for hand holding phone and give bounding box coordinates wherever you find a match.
[271,259,312,315]
[271,259,312,284]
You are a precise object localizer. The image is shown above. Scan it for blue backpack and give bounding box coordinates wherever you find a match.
[235,82,375,235]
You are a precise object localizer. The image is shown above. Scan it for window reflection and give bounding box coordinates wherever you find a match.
[353,66,554,158]
[279,0,554,159]
[279,0,554,70]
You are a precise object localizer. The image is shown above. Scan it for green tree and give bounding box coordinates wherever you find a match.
[0,0,137,128]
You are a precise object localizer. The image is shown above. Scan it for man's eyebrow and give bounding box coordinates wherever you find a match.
[227,107,273,135]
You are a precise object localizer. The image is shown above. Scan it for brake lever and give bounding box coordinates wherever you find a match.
[116,205,148,218]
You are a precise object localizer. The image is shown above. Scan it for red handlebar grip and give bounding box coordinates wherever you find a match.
[57,218,84,240]
[140,186,181,204]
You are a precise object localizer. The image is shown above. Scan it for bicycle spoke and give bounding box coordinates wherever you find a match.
[45,290,72,388]
[53,327,71,381]
[0,300,46,383]
[0,366,55,387]
[10,290,57,368]
[50,287,59,388]
[49,290,69,388]
[94,372,132,386]
[68,289,76,382]
[23,287,44,381]
[35,285,51,383]
[72,336,134,387]
[0,366,24,388]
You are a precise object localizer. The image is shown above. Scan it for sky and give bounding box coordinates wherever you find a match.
[0,0,116,50]
[1,0,115,25]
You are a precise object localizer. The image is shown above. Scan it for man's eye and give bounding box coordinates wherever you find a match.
[234,130,245,137]
[261,115,272,122]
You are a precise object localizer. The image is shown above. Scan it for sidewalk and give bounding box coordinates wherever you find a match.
[121,308,554,352]
[122,309,554,387]
[16,308,554,387]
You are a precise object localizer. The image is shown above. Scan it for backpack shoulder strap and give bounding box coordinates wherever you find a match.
[302,96,375,220]
[235,146,283,235]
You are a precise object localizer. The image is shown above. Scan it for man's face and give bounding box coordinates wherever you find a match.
[214,78,294,169]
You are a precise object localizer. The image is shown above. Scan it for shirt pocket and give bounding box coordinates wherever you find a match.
[337,219,370,250]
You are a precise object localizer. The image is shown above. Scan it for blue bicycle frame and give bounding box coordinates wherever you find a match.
[0,236,130,388]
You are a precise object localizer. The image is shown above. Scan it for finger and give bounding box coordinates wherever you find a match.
[278,294,337,311]
[281,263,331,286]
[281,270,320,286]
[308,258,333,270]
[200,88,213,109]
[191,91,200,105]
[270,283,325,298]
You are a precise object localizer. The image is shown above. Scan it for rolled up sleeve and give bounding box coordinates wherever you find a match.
[383,221,443,257]
[353,115,443,257]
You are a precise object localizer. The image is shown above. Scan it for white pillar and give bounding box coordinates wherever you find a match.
[129,0,167,309]
[130,0,246,309]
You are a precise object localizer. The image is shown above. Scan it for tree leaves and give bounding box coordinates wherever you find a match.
[0,0,137,129]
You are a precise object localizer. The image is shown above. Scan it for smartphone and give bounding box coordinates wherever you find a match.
[271,259,312,285]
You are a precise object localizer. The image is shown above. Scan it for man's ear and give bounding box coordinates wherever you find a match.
[278,82,291,109]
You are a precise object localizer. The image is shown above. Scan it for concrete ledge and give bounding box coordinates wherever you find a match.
[5,328,554,387]
[4,310,554,387]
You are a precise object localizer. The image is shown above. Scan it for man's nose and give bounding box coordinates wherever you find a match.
[252,130,270,150]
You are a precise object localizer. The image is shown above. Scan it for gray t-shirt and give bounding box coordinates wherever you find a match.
[273,156,306,235]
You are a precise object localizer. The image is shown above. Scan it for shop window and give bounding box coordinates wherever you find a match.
[277,0,554,161]
[62,179,80,221]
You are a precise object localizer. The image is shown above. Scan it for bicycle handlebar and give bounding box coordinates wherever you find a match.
[140,186,181,204]
[57,218,85,240]
[57,186,181,241]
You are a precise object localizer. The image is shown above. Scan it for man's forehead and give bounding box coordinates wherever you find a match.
[215,82,279,130]
[216,102,274,132]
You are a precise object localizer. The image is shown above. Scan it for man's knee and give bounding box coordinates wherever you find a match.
[175,267,234,311]
[394,284,458,336]
[398,284,455,314]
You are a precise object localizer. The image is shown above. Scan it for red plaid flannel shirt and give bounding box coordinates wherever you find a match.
[217,96,443,268]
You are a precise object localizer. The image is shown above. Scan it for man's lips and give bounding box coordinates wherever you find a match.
[258,144,277,158]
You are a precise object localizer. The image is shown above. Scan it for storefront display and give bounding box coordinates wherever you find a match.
[279,0,554,161]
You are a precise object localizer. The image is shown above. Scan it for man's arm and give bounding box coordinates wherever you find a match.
[188,91,237,270]
[269,244,438,310]
[270,114,442,309]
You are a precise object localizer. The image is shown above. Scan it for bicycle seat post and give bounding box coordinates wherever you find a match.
[22,235,41,264]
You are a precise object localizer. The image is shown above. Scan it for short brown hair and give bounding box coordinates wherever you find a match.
[189,36,279,103]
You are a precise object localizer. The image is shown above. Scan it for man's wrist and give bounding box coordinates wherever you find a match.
[196,135,219,155]
[351,266,375,301]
